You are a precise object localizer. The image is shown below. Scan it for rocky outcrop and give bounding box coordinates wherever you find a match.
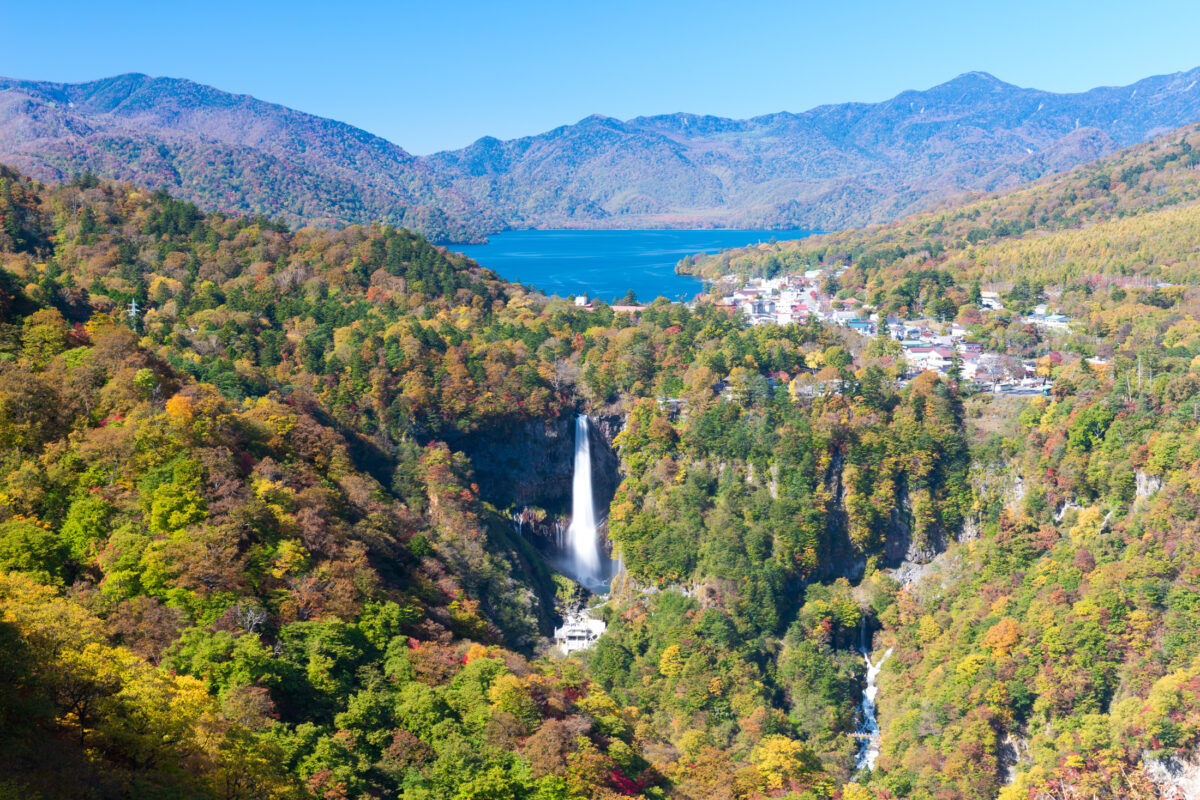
[1005,475,1027,513]
[880,481,945,569]
[1137,469,1164,501]
[999,733,1029,785]
[1145,750,1200,800]
[458,416,575,511]
[819,451,864,582]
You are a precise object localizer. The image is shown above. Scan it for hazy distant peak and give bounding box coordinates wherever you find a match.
[630,112,745,136]
[418,64,1200,234]
[925,70,1022,96]
[1146,67,1200,92]
[951,70,1009,85]
[0,71,478,241]
[578,113,621,125]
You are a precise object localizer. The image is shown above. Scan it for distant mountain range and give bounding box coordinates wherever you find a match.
[4,69,1200,240]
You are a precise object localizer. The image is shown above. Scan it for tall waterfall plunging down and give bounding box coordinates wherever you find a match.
[855,646,893,772]
[566,414,602,582]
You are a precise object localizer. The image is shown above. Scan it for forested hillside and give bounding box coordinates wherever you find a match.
[0,165,979,799]
[682,122,1200,294]
[7,102,1200,800]
[680,118,1200,800]
[863,295,1200,800]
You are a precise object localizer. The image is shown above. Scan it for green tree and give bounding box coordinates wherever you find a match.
[0,520,66,583]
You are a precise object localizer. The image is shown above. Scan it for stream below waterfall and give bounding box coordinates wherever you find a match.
[855,644,893,771]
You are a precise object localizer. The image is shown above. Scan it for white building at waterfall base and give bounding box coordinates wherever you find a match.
[554,615,607,654]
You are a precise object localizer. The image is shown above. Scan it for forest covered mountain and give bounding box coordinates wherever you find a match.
[680,121,1200,798]
[681,118,1200,287]
[0,73,492,242]
[425,68,1200,231]
[6,98,1200,800]
[6,68,1200,239]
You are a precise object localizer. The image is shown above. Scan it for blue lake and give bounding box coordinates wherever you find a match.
[453,229,815,303]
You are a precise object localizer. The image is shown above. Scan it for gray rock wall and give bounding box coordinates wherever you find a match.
[456,413,621,526]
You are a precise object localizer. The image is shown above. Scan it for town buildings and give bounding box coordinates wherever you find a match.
[712,271,1082,390]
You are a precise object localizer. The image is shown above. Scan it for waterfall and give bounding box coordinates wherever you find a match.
[566,414,602,581]
[855,645,893,772]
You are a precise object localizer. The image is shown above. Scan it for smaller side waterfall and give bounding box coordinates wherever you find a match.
[855,646,893,772]
[566,414,602,582]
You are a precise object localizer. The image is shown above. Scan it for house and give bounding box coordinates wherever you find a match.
[960,353,983,379]
[1026,313,1070,331]
[904,346,958,374]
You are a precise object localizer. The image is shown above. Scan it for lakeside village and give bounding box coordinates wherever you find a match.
[708,268,1087,394]
[571,266,1098,397]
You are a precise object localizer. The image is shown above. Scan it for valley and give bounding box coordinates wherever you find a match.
[3,57,1200,800]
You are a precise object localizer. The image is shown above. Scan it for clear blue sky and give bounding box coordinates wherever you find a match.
[3,0,1199,154]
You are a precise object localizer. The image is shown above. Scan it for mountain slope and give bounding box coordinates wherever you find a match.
[0,73,490,241]
[677,116,1200,800]
[425,68,1200,231]
[4,69,1200,239]
[682,119,1200,294]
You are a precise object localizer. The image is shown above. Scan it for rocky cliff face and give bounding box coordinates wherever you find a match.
[880,481,946,567]
[456,414,621,538]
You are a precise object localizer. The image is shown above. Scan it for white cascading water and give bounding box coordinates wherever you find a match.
[566,414,602,582]
[855,646,893,771]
